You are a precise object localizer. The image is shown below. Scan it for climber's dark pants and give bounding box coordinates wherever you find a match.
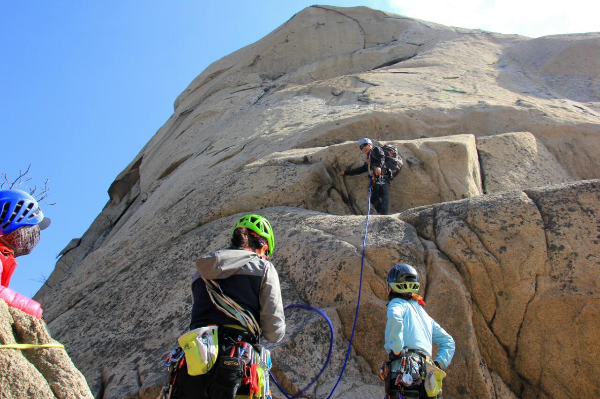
[387,384,429,399]
[371,179,390,215]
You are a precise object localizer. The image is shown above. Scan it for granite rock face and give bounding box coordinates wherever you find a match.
[31,5,599,399]
[477,132,571,193]
[0,300,94,398]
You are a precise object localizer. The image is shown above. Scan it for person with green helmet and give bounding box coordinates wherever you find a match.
[172,214,285,399]
[383,264,455,399]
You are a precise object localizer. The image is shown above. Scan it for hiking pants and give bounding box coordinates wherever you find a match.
[371,179,390,215]
[387,383,435,399]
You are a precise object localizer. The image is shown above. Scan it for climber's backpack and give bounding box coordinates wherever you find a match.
[381,144,403,178]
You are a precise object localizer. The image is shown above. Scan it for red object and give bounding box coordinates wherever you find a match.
[0,247,17,287]
[0,246,43,318]
[248,363,259,398]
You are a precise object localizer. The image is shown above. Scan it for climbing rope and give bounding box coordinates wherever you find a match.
[269,304,334,399]
[271,180,373,399]
[325,179,372,398]
[0,342,65,350]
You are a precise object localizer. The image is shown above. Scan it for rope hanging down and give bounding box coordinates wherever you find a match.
[325,179,372,399]
[269,304,334,399]
[270,180,373,399]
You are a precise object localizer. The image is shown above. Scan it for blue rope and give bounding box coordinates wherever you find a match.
[270,179,373,399]
[269,304,334,399]
[325,179,372,399]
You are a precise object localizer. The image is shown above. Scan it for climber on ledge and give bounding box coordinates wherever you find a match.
[0,189,51,319]
[381,263,455,399]
[341,137,392,215]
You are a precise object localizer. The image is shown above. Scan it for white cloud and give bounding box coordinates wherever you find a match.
[385,0,600,37]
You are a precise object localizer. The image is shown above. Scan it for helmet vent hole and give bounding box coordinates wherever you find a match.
[0,203,9,221]
[28,207,40,220]
[14,201,26,223]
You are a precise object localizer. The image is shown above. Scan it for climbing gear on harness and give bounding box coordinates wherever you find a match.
[209,349,245,399]
[157,346,185,399]
[382,349,441,398]
[208,339,271,399]
[0,342,64,350]
[158,328,272,399]
[358,138,372,149]
[0,189,49,235]
[381,144,403,178]
[255,345,273,399]
[202,278,261,338]
[388,264,420,294]
[233,214,275,256]
[177,326,218,376]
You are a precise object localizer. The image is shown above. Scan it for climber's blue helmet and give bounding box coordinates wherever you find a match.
[0,190,50,235]
[358,138,372,150]
[388,263,420,294]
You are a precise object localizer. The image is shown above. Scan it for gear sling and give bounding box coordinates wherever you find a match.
[158,278,273,399]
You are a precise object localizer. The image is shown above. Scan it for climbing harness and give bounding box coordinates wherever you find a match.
[380,349,444,398]
[0,342,65,350]
[158,327,275,399]
[158,347,185,399]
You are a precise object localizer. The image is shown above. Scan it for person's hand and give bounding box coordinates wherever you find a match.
[375,167,382,175]
[340,171,345,176]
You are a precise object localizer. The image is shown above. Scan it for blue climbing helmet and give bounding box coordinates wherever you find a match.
[0,190,47,235]
[388,263,420,294]
[358,138,372,150]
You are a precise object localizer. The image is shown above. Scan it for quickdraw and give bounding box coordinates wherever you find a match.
[381,350,436,398]
[157,347,185,399]
[229,340,273,399]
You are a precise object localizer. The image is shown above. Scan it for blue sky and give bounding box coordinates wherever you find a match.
[1,0,597,298]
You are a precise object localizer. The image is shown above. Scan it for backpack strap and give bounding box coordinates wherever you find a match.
[202,277,261,338]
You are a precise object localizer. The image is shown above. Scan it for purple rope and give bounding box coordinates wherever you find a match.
[270,179,373,399]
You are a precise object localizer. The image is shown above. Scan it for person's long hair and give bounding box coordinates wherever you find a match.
[231,227,268,253]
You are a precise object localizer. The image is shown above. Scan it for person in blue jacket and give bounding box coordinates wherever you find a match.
[384,263,455,399]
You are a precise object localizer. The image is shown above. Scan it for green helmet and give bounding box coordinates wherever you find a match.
[388,264,420,294]
[232,214,275,256]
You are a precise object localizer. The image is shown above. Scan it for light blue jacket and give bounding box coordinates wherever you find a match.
[384,297,456,368]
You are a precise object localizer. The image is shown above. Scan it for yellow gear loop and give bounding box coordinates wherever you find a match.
[0,342,65,350]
